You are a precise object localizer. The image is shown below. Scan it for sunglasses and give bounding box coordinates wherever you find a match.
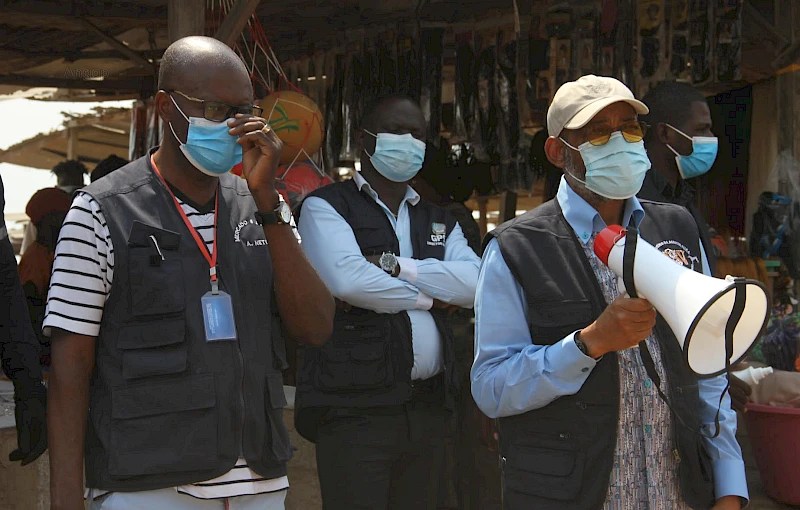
[165,90,264,122]
[582,120,650,146]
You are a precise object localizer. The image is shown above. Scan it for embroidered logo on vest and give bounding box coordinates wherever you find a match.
[429,222,447,247]
[655,239,700,270]
[234,218,268,247]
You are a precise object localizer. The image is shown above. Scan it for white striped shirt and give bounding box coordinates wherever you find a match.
[44,189,293,500]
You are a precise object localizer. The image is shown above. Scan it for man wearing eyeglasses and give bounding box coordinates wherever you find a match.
[471,75,747,510]
[45,36,334,510]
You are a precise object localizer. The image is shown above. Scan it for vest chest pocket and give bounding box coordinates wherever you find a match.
[527,300,594,342]
[316,324,393,392]
[127,224,185,318]
[117,319,187,380]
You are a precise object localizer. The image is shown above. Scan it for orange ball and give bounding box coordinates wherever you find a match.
[258,91,325,165]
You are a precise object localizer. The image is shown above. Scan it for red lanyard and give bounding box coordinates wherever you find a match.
[151,155,220,293]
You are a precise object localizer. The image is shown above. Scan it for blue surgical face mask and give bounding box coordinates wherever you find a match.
[169,96,243,177]
[666,124,718,180]
[364,130,426,183]
[561,131,652,200]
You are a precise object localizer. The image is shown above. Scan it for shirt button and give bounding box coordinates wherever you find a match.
[645,425,652,434]
[581,367,590,373]
[644,379,652,388]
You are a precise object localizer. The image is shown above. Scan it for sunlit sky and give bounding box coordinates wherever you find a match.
[0,96,134,217]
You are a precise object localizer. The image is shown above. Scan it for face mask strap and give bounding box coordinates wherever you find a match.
[170,94,191,123]
[666,123,693,142]
[363,129,378,138]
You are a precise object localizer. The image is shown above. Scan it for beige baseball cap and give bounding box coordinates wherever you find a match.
[546,75,649,137]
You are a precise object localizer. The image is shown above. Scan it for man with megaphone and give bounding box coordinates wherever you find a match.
[472,76,747,509]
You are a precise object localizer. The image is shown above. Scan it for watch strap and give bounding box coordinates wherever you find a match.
[254,210,280,226]
[574,331,589,356]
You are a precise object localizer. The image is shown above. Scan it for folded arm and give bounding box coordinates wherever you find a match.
[471,239,598,418]
[298,197,432,314]
[396,222,481,308]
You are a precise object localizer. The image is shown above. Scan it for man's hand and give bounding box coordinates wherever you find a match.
[711,495,742,510]
[229,114,283,211]
[365,255,381,267]
[729,374,752,413]
[580,295,656,358]
[432,299,460,315]
[9,380,47,465]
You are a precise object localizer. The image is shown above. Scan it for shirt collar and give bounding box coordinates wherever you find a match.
[353,171,421,206]
[556,176,645,244]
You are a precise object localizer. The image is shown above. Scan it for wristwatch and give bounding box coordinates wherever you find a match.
[574,331,590,357]
[254,199,292,226]
[379,252,400,277]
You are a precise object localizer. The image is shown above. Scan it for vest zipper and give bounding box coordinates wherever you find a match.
[237,343,245,457]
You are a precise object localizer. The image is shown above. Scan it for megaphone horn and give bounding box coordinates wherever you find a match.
[594,225,770,378]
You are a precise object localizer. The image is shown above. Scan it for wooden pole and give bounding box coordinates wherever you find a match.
[477,197,489,239]
[66,126,78,161]
[168,0,206,43]
[215,0,262,48]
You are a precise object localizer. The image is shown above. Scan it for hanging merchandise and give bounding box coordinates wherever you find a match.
[397,35,420,99]
[324,53,344,172]
[475,40,498,165]
[715,0,743,83]
[495,34,521,191]
[420,28,445,149]
[637,0,663,80]
[339,44,360,163]
[688,0,712,84]
[750,192,800,279]
[377,31,399,97]
[577,16,596,76]
[274,161,335,213]
[258,90,325,166]
[616,0,636,86]
[600,0,619,76]
[451,34,474,145]
[669,0,691,79]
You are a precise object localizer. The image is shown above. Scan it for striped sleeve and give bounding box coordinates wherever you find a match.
[43,193,113,338]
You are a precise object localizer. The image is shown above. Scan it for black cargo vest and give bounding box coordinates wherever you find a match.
[295,179,459,442]
[82,154,291,492]
[485,199,715,510]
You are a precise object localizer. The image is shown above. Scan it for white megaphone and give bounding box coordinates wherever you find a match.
[594,225,770,378]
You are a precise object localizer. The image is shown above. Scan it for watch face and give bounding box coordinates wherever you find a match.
[277,202,292,224]
[379,253,397,273]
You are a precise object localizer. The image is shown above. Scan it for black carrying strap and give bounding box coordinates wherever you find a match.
[622,227,683,427]
[621,225,742,439]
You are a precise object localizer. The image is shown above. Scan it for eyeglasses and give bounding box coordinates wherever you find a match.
[164,90,264,122]
[582,121,650,146]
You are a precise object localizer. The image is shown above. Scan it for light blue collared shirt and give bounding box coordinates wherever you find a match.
[471,177,748,502]
[299,172,481,380]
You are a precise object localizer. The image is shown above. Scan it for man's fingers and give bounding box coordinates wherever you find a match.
[8,449,25,462]
[228,120,268,136]
[615,297,654,312]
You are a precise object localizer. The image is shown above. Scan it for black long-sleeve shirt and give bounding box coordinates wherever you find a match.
[0,175,42,387]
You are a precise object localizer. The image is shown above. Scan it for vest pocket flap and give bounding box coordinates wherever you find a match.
[529,300,593,327]
[112,374,216,419]
[118,319,185,349]
[267,372,287,409]
[509,446,577,477]
[128,221,181,249]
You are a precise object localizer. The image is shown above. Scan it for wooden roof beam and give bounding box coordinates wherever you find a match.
[215,0,263,48]
[0,74,146,92]
[82,19,156,70]
[0,1,167,21]
[744,1,790,48]
[0,48,166,62]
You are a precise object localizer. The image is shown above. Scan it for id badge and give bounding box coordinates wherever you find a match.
[201,291,237,341]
